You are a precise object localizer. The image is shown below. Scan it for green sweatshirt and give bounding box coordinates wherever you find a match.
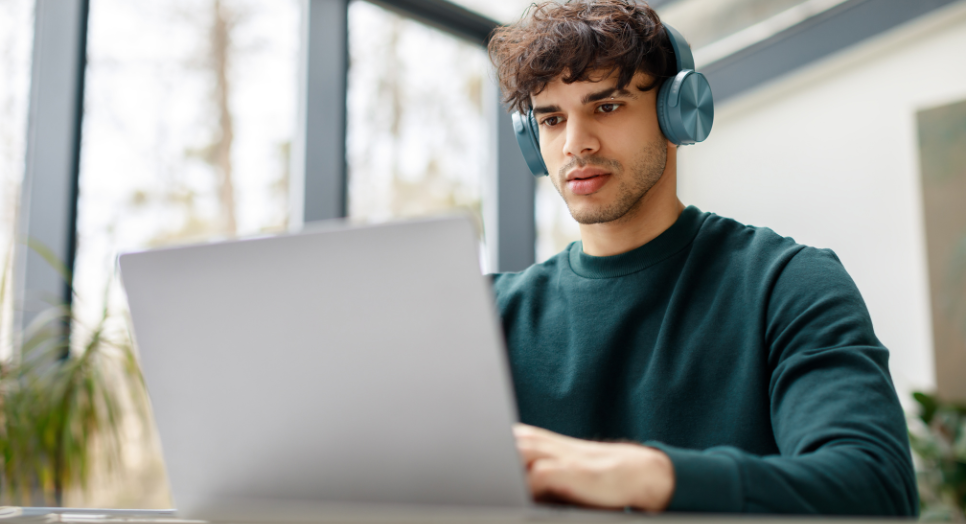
[491,206,917,515]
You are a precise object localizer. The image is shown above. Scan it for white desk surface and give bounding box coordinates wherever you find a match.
[0,508,914,524]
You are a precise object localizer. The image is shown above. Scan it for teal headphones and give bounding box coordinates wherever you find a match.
[510,23,714,177]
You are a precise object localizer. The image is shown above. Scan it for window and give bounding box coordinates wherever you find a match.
[346,1,492,241]
[0,0,35,357]
[536,178,582,262]
[73,0,299,505]
[76,0,299,327]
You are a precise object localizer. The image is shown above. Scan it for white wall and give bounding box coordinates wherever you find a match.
[678,0,966,406]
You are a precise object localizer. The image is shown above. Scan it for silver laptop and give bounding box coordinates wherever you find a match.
[121,215,609,522]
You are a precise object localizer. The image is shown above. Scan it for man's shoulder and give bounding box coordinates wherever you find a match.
[695,211,840,270]
[696,211,797,254]
[695,211,856,300]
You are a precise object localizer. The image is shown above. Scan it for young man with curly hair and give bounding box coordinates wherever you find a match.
[487,0,917,515]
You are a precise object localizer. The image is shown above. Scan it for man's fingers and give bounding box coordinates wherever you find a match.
[527,458,610,509]
[515,426,676,511]
[527,458,573,502]
[516,433,563,465]
[514,425,583,466]
[514,424,606,466]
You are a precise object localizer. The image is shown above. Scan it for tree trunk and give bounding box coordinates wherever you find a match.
[211,0,237,236]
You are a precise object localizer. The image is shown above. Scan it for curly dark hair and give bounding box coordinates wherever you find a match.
[487,0,677,114]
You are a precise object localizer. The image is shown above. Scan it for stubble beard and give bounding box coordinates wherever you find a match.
[554,138,668,225]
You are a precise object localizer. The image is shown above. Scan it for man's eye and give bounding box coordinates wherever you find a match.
[597,103,620,113]
[541,116,562,127]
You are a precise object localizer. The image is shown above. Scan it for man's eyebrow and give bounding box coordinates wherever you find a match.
[532,104,561,116]
[583,87,636,104]
[531,88,636,115]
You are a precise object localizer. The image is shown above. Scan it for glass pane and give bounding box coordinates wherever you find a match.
[74,0,299,505]
[536,177,581,263]
[0,0,35,357]
[346,1,491,238]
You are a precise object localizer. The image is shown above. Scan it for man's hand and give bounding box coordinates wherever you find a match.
[513,424,675,511]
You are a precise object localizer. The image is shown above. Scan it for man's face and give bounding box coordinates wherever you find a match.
[531,71,668,225]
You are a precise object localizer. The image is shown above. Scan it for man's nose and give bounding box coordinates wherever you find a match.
[561,116,600,159]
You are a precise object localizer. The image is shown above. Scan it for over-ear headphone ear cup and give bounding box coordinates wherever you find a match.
[657,70,714,146]
[525,111,549,176]
[657,78,675,144]
[511,110,549,177]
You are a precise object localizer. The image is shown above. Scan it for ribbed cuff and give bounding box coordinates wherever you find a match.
[646,442,744,512]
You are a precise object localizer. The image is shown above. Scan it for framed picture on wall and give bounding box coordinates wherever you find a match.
[918,97,966,402]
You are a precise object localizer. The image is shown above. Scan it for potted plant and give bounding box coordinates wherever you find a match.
[909,391,966,521]
[0,242,150,506]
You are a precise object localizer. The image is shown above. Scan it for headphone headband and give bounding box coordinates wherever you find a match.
[662,23,694,72]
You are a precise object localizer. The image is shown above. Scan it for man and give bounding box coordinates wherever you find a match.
[487,0,918,515]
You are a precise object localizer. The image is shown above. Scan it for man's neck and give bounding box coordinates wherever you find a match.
[578,154,685,258]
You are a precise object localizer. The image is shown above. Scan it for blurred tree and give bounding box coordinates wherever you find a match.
[209,0,238,236]
[184,0,239,237]
[134,0,243,242]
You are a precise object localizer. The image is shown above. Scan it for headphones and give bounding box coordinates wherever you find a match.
[510,23,714,177]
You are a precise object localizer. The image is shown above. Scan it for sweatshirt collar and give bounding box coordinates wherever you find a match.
[568,205,707,279]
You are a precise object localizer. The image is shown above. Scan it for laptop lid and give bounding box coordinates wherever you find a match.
[119,216,530,519]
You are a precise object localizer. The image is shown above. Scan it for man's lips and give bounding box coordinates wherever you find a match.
[566,167,611,195]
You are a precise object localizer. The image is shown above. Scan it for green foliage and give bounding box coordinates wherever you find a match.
[0,243,147,505]
[909,391,966,521]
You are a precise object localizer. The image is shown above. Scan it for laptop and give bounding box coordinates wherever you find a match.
[120,216,638,522]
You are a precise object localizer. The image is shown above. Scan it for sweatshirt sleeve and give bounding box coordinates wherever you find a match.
[652,247,918,516]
